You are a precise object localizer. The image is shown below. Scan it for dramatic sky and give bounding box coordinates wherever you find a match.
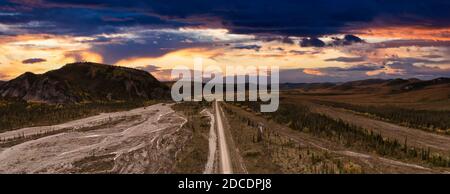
[1,0,450,82]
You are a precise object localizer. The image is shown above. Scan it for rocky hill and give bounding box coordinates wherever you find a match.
[0,62,170,103]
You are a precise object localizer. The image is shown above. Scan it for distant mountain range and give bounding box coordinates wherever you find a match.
[0,62,170,103]
[280,77,450,94]
[1,62,449,103]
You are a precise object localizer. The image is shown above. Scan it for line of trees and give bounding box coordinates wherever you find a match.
[315,100,450,134]
[232,101,450,168]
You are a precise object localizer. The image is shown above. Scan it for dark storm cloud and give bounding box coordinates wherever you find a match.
[329,35,365,46]
[90,31,212,64]
[300,34,365,48]
[281,37,295,44]
[337,64,383,71]
[422,55,443,59]
[258,36,295,44]
[0,2,184,36]
[325,56,367,63]
[232,44,262,51]
[4,0,450,37]
[300,37,325,47]
[22,58,46,64]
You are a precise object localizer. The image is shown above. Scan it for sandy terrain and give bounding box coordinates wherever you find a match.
[0,103,188,174]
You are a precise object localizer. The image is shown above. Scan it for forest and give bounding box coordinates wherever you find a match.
[314,100,450,134]
[231,101,450,168]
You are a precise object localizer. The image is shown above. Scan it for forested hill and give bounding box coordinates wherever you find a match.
[0,62,170,103]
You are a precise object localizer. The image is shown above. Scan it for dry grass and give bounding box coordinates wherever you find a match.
[224,104,364,174]
[172,102,211,173]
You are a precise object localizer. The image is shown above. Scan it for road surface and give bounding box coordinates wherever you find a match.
[201,109,217,174]
[215,101,233,174]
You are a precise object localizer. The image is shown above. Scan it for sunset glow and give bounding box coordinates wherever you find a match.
[1,0,449,82]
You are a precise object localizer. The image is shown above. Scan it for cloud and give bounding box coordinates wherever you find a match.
[281,37,294,44]
[422,55,443,59]
[288,50,322,55]
[87,28,253,64]
[63,50,103,63]
[372,39,450,49]
[6,0,450,38]
[22,58,46,64]
[338,64,384,71]
[303,69,326,76]
[0,72,7,81]
[366,62,450,78]
[2,0,450,82]
[279,63,450,83]
[300,37,325,47]
[300,35,365,48]
[387,57,450,65]
[232,44,262,51]
[330,34,365,46]
[325,56,366,63]
[137,64,161,73]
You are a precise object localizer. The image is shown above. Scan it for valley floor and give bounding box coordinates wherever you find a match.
[221,101,450,173]
[0,99,448,174]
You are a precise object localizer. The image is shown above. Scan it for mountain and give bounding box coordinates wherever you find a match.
[399,77,450,91]
[280,82,336,91]
[0,62,170,103]
[281,77,450,94]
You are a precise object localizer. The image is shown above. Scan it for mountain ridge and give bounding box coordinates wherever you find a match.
[0,62,170,103]
[280,77,450,93]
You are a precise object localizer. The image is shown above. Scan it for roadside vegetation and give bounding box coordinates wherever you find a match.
[223,104,365,173]
[315,100,450,135]
[231,101,450,168]
[172,101,212,173]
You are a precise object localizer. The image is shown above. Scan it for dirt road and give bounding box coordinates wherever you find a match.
[0,103,188,173]
[215,101,233,174]
[201,109,217,174]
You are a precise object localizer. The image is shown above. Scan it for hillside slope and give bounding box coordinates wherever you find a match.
[0,62,170,103]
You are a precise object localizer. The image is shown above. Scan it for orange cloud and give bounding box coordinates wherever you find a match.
[0,34,102,80]
[355,26,450,41]
[303,68,326,76]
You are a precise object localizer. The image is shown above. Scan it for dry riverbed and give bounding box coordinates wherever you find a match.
[0,103,189,173]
